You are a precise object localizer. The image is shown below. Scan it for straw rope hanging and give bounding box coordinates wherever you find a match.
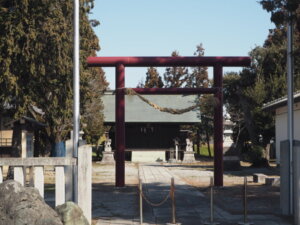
[125,88,201,115]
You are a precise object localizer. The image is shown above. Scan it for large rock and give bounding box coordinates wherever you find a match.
[0,180,63,225]
[56,202,89,225]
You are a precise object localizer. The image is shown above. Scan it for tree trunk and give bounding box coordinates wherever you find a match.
[239,95,258,146]
[206,129,212,158]
[196,129,200,154]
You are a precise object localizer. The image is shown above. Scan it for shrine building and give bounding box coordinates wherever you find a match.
[102,90,200,162]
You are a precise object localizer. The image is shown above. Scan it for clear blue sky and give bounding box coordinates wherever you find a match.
[90,0,274,89]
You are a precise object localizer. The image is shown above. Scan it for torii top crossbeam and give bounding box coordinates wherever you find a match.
[87,56,250,67]
[87,56,251,187]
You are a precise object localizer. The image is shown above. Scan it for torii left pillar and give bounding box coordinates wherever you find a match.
[115,64,125,187]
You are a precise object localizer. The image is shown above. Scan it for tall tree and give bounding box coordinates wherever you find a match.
[186,44,209,88]
[144,67,164,88]
[260,0,300,87]
[0,0,107,155]
[164,51,189,88]
[222,1,300,166]
[260,0,299,26]
[223,46,287,165]
[187,44,212,156]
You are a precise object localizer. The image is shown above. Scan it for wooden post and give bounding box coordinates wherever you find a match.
[213,65,224,186]
[34,166,44,198]
[139,179,143,224]
[115,64,125,187]
[197,128,200,155]
[78,145,92,224]
[0,166,3,183]
[55,166,65,206]
[210,177,214,223]
[171,177,176,224]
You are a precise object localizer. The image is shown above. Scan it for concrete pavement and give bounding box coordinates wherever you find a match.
[93,162,291,225]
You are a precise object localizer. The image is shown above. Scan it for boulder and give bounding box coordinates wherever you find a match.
[0,180,63,225]
[56,201,89,225]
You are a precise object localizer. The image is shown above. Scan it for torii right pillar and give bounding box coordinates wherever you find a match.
[214,64,223,186]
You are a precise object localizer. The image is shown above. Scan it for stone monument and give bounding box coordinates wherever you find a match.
[182,138,196,163]
[101,138,115,163]
[168,138,180,163]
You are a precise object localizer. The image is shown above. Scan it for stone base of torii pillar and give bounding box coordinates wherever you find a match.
[182,138,196,163]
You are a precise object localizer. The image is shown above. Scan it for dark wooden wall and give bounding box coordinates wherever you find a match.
[109,123,180,150]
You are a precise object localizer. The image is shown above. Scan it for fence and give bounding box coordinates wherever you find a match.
[139,177,177,224]
[0,144,92,223]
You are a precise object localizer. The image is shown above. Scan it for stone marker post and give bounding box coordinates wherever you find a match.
[77,145,92,224]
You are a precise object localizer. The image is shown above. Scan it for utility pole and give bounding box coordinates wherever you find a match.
[73,0,80,157]
[287,10,294,215]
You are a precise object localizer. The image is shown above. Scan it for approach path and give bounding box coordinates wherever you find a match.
[94,162,291,225]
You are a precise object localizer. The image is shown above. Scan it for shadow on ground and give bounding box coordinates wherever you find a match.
[90,180,291,225]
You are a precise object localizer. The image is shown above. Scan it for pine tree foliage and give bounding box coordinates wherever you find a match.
[260,0,300,88]
[188,44,212,154]
[260,0,299,26]
[224,2,300,161]
[0,0,107,147]
[223,3,299,165]
[163,51,189,88]
[144,67,164,88]
[186,44,209,88]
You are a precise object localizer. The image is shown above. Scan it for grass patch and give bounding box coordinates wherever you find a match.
[194,144,214,157]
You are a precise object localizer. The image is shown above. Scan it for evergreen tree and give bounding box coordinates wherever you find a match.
[144,67,164,88]
[260,0,299,26]
[222,1,300,166]
[186,44,209,88]
[0,0,107,155]
[223,45,288,166]
[164,51,189,88]
[186,44,212,156]
[260,0,300,88]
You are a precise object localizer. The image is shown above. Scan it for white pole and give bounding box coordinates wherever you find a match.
[175,143,178,161]
[287,11,294,215]
[73,0,80,157]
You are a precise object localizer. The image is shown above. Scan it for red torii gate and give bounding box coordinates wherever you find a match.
[87,56,251,187]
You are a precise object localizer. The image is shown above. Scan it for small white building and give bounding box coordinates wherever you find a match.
[263,91,300,164]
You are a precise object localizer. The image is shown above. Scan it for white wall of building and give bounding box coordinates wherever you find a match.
[275,103,300,164]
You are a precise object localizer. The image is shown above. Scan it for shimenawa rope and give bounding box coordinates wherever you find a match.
[125,88,201,115]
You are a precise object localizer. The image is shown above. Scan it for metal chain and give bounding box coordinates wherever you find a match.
[138,186,171,207]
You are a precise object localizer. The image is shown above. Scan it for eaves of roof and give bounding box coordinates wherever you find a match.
[262,91,300,111]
